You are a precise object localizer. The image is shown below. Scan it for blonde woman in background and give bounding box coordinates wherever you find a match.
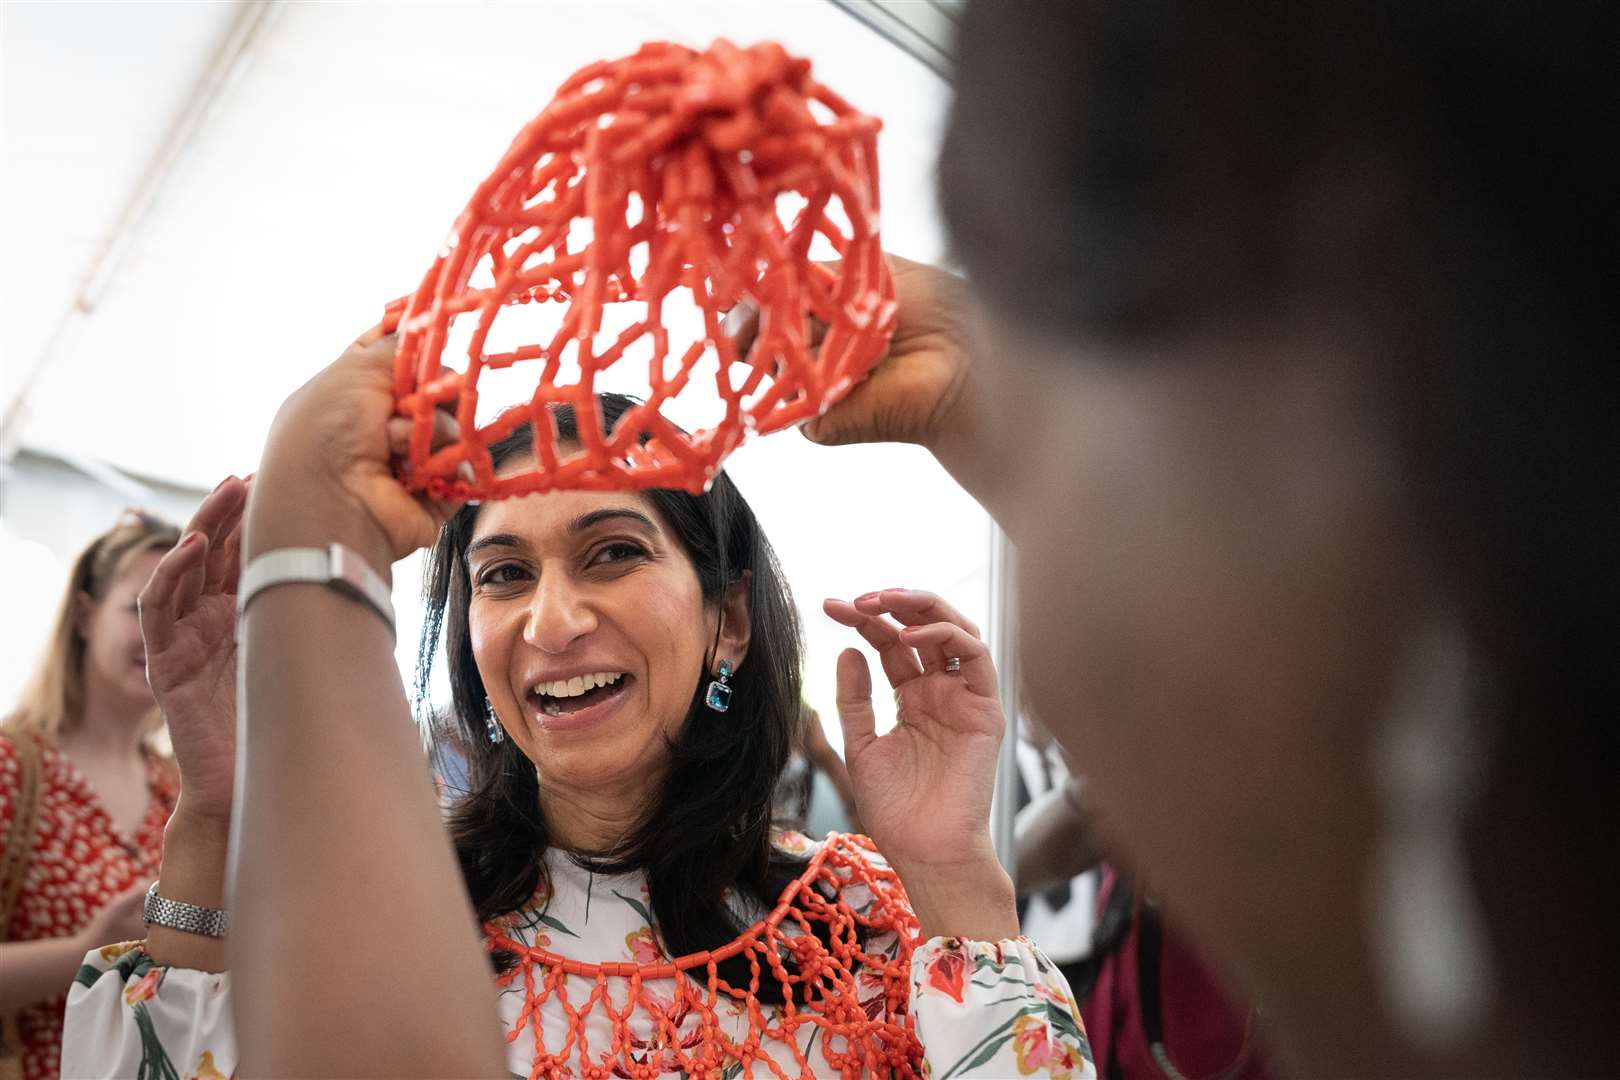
[0,504,206,1080]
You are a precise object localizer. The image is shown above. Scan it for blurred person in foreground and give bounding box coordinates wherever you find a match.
[0,510,183,1080]
[800,1,1617,1076]
[1017,757,1274,1080]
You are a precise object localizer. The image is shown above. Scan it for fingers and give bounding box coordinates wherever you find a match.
[833,647,877,760]
[823,598,922,687]
[897,621,998,698]
[833,587,996,690]
[385,407,460,456]
[722,301,827,361]
[217,503,245,596]
[851,588,981,670]
[138,533,207,650]
[184,477,247,594]
[387,408,474,488]
[853,588,981,640]
[350,323,396,351]
[721,300,760,356]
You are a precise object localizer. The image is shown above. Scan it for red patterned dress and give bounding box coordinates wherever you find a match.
[0,733,176,1080]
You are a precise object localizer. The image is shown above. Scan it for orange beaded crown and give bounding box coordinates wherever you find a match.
[385,39,897,500]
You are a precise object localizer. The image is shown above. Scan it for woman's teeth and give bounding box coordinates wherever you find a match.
[530,672,626,717]
[536,671,624,699]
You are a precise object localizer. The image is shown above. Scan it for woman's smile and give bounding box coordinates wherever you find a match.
[524,671,635,733]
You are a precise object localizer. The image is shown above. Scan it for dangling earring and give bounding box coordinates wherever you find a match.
[705,659,734,713]
[484,697,505,743]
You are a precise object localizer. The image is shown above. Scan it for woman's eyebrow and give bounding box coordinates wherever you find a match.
[466,532,526,559]
[568,508,658,535]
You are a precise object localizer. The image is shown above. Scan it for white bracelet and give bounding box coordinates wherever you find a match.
[238,544,394,639]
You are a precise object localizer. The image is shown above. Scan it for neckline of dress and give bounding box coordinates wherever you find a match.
[45,738,167,852]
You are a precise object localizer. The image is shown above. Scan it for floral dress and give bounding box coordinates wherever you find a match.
[0,733,177,1080]
[62,832,1093,1079]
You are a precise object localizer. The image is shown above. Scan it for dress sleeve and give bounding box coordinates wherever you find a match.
[911,935,1095,1080]
[62,942,237,1080]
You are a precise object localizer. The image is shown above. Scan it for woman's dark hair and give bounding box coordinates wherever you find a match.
[944,0,1618,1062]
[417,394,814,1002]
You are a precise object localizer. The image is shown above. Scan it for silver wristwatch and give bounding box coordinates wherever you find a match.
[238,543,395,639]
[143,882,230,938]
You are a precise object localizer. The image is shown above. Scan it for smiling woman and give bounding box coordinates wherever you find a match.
[421,394,813,1000]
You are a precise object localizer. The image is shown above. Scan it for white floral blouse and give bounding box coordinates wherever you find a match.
[62,832,1093,1079]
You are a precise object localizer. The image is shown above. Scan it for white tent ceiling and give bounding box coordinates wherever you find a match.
[0,0,985,741]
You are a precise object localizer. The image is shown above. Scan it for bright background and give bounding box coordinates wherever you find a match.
[0,0,988,750]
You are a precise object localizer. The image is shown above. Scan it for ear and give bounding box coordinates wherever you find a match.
[711,570,753,674]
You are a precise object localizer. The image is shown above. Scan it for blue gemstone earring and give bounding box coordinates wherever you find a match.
[484,697,505,743]
[705,659,734,713]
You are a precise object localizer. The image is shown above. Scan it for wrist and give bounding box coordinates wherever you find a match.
[157,805,231,910]
[164,803,232,854]
[892,846,1019,943]
[244,470,394,582]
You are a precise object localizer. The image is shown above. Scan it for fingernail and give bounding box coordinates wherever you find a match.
[855,592,879,602]
[182,531,204,547]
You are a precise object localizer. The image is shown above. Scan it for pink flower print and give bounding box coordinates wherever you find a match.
[1011,1014,1085,1079]
[1033,979,1079,1014]
[124,966,164,1006]
[625,926,664,966]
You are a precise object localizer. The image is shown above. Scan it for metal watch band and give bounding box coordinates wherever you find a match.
[238,543,394,639]
[143,881,229,939]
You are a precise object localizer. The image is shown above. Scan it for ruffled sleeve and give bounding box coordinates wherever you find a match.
[911,935,1095,1079]
[62,942,237,1080]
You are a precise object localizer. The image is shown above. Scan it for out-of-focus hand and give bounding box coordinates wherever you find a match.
[73,880,152,951]
[139,477,249,827]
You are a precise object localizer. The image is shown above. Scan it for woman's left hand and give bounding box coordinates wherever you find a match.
[824,589,1017,938]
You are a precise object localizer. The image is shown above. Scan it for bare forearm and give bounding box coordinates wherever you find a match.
[1014,781,1102,895]
[233,493,504,1076]
[145,809,230,972]
[0,937,92,1011]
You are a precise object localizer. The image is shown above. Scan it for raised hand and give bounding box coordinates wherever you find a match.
[139,477,248,826]
[823,588,1017,940]
[251,327,464,571]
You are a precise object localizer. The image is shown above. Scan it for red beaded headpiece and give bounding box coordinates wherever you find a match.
[386,39,896,499]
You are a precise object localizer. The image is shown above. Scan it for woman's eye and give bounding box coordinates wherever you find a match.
[476,564,530,587]
[589,542,646,567]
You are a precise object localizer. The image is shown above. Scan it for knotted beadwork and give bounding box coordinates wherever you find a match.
[386,39,897,499]
[484,833,924,1079]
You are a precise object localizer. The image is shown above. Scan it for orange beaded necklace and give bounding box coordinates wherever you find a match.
[485,833,925,1079]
